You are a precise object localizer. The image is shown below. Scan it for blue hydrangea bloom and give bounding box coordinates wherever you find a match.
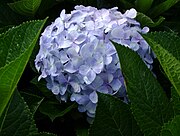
[35,5,154,120]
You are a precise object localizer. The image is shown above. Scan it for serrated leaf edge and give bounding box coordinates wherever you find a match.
[0,18,47,37]
[0,18,47,117]
[160,115,180,136]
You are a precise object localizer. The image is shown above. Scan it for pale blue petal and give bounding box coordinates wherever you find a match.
[97,85,109,93]
[64,62,77,73]
[144,54,153,64]
[91,76,104,89]
[89,91,98,103]
[85,101,96,114]
[59,51,69,63]
[141,27,149,34]
[83,70,96,84]
[52,85,60,95]
[59,85,67,95]
[110,79,122,91]
[117,18,127,25]
[70,81,81,93]
[85,21,95,30]
[79,65,90,75]
[78,105,86,112]
[92,62,103,74]
[130,42,139,51]
[74,34,86,44]
[124,8,137,18]
[107,73,114,83]
[111,27,125,39]
[60,39,72,48]
[80,43,93,58]
[77,95,89,105]
[104,56,112,65]
[86,112,95,118]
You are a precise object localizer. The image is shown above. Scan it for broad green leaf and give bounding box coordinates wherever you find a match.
[32,132,57,136]
[135,0,153,13]
[0,2,23,27]
[36,0,58,16]
[39,101,77,121]
[76,128,88,136]
[0,19,47,117]
[113,43,174,136]
[89,93,142,136]
[0,25,13,34]
[0,90,38,136]
[20,92,44,115]
[136,12,165,27]
[171,87,180,115]
[144,34,180,96]
[8,0,42,16]
[164,21,180,34]
[160,115,180,136]
[146,32,180,60]
[149,0,180,17]
[31,77,54,97]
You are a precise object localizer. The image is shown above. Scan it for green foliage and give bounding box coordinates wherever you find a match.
[113,42,174,136]
[31,132,57,136]
[0,90,38,136]
[8,0,42,16]
[144,32,180,96]
[135,0,153,13]
[20,92,44,115]
[0,0,180,135]
[37,0,59,15]
[0,2,23,27]
[171,87,180,115]
[145,32,180,60]
[160,115,180,136]
[136,12,165,27]
[149,0,180,17]
[89,93,142,136]
[31,77,54,97]
[76,128,88,136]
[0,19,46,118]
[39,101,77,121]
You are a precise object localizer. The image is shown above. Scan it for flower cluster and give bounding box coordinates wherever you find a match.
[35,5,153,119]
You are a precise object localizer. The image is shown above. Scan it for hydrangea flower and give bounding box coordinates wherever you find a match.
[35,5,154,120]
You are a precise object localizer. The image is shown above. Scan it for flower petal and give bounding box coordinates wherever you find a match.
[83,70,96,84]
[89,91,98,103]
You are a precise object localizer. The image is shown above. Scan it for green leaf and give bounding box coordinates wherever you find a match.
[8,0,42,16]
[39,101,77,121]
[144,33,180,96]
[135,0,153,13]
[31,132,57,136]
[113,42,174,136]
[20,92,44,115]
[0,19,47,118]
[89,93,142,136]
[146,32,180,60]
[171,87,180,115]
[160,115,180,136]
[76,128,88,136]
[31,77,54,97]
[0,2,23,27]
[136,12,165,27]
[149,0,180,17]
[0,90,38,136]
[0,25,14,34]
[36,0,58,15]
